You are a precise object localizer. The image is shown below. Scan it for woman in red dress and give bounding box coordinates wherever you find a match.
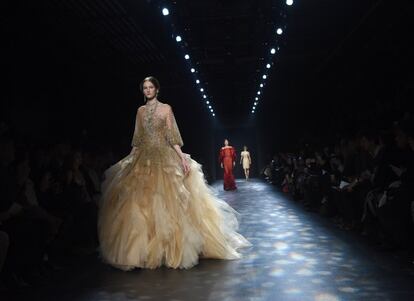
[219,139,237,191]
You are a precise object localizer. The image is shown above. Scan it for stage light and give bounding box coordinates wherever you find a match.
[286,0,293,6]
[254,102,257,105]
[208,105,212,109]
[253,106,256,110]
[277,28,283,35]
[260,84,264,87]
[262,75,267,79]
[266,64,271,69]
[257,91,261,95]
[270,48,276,54]
[252,110,255,113]
[255,97,259,100]
[164,8,217,119]
[212,113,215,116]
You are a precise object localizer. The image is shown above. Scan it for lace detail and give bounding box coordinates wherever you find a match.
[143,100,159,133]
[131,103,183,149]
[166,105,183,147]
[131,107,144,147]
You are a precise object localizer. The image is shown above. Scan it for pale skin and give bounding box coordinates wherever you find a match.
[132,80,190,175]
[240,146,251,180]
[221,139,235,169]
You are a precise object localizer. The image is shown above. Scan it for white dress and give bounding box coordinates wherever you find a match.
[241,151,251,169]
[98,102,250,270]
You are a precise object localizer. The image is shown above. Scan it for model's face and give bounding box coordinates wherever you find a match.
[244,146,247,151]
[224,139,229,146]
[143,81,157,100]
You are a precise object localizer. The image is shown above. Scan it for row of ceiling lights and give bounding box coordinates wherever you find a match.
[161,7,216,117]
[251,0,294,114]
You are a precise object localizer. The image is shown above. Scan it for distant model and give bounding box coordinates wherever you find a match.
[219,139,237,191]
[240,146,252,180]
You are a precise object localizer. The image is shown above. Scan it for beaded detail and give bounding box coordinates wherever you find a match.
[131,103,183,149]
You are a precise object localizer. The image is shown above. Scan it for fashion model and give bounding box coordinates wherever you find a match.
[219,139,237,191]
[240,146,251,180]
[98,77,249,270]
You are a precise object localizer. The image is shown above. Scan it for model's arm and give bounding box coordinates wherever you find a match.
[166,105,189,175]
[131,107,144,154]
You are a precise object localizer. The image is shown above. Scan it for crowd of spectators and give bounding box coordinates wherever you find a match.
[0,121,117,290]
[263,112,414,253]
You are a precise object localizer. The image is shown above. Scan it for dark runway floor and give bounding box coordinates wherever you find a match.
[6,179,414,301]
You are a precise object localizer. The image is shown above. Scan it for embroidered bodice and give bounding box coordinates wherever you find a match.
[131,102,183,149]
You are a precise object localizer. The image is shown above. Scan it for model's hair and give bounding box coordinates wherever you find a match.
[140,76,160,91]
[140,76,161,101]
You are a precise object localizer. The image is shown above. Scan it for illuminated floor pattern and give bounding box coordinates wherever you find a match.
[8,179,414,301]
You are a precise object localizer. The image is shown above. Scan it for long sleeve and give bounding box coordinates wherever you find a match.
[219,148,224,164]
[166,105,184,147]
[131,107,144,147]
[232,147,237,162]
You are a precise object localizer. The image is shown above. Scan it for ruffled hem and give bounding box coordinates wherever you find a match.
[98,149,250,270]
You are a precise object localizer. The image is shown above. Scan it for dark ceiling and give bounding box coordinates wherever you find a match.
[2,0,413,136]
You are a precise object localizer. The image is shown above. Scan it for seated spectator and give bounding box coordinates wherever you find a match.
[60,150,98,252]
[0,137,51,287]
[81,149,102,204]
[373,123,414,248]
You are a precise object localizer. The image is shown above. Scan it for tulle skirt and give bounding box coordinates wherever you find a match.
[98,146,250,270]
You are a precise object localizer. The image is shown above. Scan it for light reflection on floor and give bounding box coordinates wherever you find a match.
[15,179,414,301]
[210,179,414,301]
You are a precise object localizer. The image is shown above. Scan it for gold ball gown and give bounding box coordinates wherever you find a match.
[98,102,250,270]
